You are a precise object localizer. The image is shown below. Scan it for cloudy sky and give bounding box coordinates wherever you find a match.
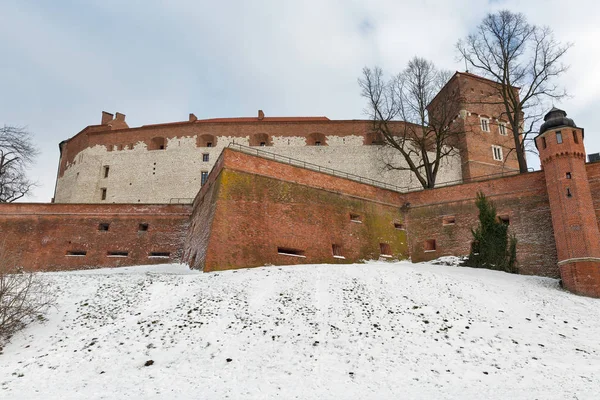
[2,0,599,202]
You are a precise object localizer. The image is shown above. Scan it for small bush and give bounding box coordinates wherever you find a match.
[0,242,55,346]
[463,192,518,273]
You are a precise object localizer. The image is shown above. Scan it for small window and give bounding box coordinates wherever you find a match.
[573,131,579,144]
[277,247,305,257]
[103,166,110,178]
[380,243,392,257]
[202,153,209,162]
[567,188,572,198]
[66,250,87,256]
[107,251,128,257]
[260,142,266,146]
[332,244,344,259]
[139,223,149,232]
[349,213,362,223]
[498,123,507,136]
[394,222,405,230]
[424,239,436,252]
[566,172,572,179]
[206,142,213,148]
[480,118,490,132]
[315,141,321,146]
[492,145,503,161]
[498,215,510,225]
[101,188,107,201]
[556,131,563,144]
[149,252,171,258]
[201,171,209,186]
[98,223,110,231]
[541,137,547,149]
[442,216,456,226]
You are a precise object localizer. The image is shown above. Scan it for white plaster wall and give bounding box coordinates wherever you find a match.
[54,134,462,204]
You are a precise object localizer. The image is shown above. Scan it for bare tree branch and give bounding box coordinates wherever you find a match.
[0,126,39,202]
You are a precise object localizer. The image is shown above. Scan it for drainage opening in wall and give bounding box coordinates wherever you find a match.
[138,223,149,232]
[107,251,129,257]
[66,250,87,256]
[277,247,306,258]
[442,216,456,226]
[98,223,110,231]
[394,221,405,230]
[349,213,362,223]
[149,252,171,258]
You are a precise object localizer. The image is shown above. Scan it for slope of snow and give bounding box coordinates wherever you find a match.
[1,261,599,399]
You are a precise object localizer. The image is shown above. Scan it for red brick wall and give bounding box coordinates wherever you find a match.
[405,170,558,277]
[0,203,191,271]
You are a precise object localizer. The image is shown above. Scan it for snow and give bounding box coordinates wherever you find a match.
[1,261,599,399]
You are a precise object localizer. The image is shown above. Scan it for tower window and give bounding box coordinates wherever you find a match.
[556,131,563,144]
[573,131,579,144]
[201,171,209,185]
[101,188,107,200]
[498,123,507,136]
[541,137,547,149]
[103,165,110,178]
[480,118,490,132]
[566,172,572,179]
[260,142,266,146]
[567,188,572,198]
[206,142,213,148]
[492,145,503,161]
[202,153,209,162]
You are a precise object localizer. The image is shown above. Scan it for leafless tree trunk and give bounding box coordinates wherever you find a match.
[0,241,56,347]
[457,10,571,173]
[0,126,39,202]
[359,57,463,189]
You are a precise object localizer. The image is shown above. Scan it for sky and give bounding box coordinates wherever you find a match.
[1,0,600,202]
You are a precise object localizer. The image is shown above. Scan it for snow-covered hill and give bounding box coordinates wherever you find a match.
[1,261,599,399]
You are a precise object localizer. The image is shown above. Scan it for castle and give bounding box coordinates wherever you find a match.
[2,71,600,298]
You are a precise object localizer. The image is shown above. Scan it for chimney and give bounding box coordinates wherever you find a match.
[189,113,198,122]
[101,111,114,125]
[258,110,265,120]
[115,112,126,122]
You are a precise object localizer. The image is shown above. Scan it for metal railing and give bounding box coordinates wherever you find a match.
[226,143,537,193]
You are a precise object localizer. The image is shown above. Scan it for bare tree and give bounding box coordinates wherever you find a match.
[457,10,571,173]
[0,126,39,202]
[0,241,56,347]
[359,57,463,189]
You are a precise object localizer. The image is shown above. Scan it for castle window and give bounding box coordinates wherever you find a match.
[277,247,306,257]
[149,252,171,258]
[149,137,166,150]
[207,142,213,147]
[349,213,362,223]
[306,132,327,146]
[442,216,456,225]
[250,133,270,147]
[480,118,490,132]
[556,131,563,144]
[201,171,209,186]
[541,137,547,149]
[202,153,209,162]
[103,165,110,178]
[332,244,344,258]
[573,131,579,144]
[380,243,392,257]
[315,141,321,146]
[98,223,110,231]
[197,134,217,148]
[498,123,507,136]
[566,172,572,179]
[498,215,510,225]
[66,250,87,256]
[260,142,266,146]
[424,239,436,252]
[567,188,572,198]
[107,251,129,257]
[101,188,107,200]
[139,223,149,232]
[492,145,503,161]
[394,222,405,230]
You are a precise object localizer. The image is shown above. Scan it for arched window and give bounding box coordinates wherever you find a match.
[148,137,166,150]
[250,133,270,147]
[197,134,217,148]
[306,132,327,146]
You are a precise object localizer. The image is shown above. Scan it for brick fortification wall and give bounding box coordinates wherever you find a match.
[0,203,191,271]
[184,149,409,271]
